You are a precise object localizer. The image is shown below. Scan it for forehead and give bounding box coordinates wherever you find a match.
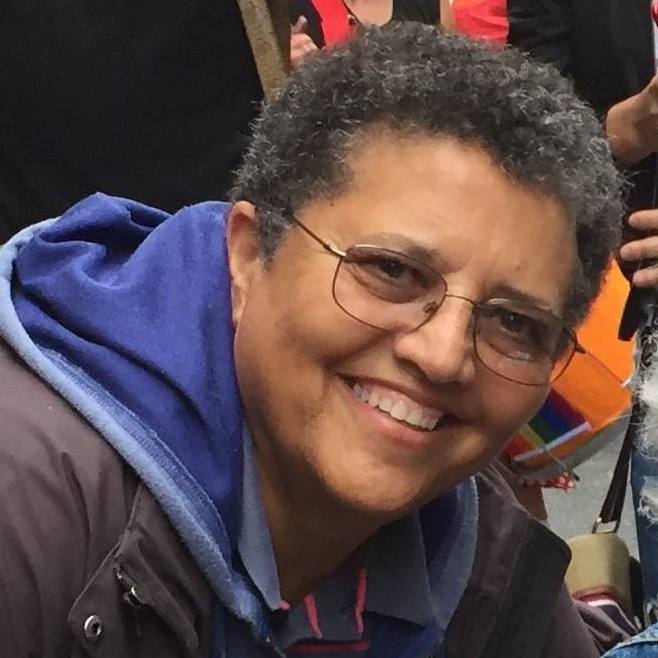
[297,133,576,312]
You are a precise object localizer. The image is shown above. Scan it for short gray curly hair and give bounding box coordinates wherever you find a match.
[232,22,624,327]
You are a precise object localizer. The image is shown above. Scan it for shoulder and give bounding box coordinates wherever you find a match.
[0,340,137,655]
[470,466,629,657]
[474,462,570,575]
[0,339,136,519]
[446,464,575,656]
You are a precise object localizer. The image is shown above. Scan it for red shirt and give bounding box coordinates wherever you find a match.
[453,0,509,44]
[311,0,358,46]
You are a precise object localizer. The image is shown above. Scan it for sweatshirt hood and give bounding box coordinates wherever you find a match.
[0,193,267,623]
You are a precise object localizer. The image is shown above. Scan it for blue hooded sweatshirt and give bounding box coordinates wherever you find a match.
[0,194,478,657]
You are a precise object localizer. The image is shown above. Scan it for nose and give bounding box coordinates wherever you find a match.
[392,296,476,386]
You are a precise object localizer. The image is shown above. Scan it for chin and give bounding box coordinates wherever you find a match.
[332,488,422,520]
[316,454,448,520]
[323,424,489,516]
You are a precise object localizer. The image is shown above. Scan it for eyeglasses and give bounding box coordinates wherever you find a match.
[293,218,581,386]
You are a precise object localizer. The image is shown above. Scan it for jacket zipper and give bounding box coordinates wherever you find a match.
[115,565,199,655]
[261,635,288,658]
[115,567,147,638]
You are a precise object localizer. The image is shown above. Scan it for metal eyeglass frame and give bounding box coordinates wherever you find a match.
[292,216,584,386]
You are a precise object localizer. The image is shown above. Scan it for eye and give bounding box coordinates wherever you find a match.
[342,247,436,304]
[496,309,536,336]
[371,255,415,281]
[479,303,553,360]
[358,254,430,292]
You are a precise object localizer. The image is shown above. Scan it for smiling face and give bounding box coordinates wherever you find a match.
[229,134,576,521]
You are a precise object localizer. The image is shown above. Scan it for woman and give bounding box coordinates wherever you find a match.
[0,26,629,656]
[290,0,454,66]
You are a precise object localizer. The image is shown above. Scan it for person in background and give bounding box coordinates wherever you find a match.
[290,0,454,67]
[0,25,631,657]
[0,0,272,243]
[508,2,658,651]
[508,0,655,217]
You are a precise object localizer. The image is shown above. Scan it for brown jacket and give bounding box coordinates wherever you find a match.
[0,341,627,657]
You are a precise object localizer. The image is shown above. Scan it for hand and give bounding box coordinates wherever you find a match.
[606,74,658,165]
[291,16,319,69]
[619,208,658,287]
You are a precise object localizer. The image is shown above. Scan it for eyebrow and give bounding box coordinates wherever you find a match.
[489,283,560,315]
[355,232,560,314]
[356,231,445,267]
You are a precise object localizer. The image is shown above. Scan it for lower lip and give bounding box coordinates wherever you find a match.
[339,379,454,451]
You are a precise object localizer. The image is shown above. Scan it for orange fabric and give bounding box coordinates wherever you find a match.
[552,262,632,441]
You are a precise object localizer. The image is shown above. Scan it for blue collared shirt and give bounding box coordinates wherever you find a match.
[238,430,435,655]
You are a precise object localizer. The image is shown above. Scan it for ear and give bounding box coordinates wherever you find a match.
[226,201,262,328]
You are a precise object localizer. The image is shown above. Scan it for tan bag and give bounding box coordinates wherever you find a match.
[236,0,289,99]
[566,532,632,617]
[564,418,640,620]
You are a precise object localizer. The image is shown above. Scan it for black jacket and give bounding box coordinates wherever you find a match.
[0,0,262,243]
[508,0,656,212]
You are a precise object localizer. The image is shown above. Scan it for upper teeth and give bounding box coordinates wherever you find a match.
[352,382,442,431]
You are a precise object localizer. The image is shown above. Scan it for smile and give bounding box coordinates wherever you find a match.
[346,378,445,432]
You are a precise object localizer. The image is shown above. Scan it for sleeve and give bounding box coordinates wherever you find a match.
[506,0,575,75]
[0,428,88,656]
[0,347,135,657]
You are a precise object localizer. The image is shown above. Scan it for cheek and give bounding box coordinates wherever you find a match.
[419,382,548,505]
[233,265,380,427]
[257,260,380,369]
[482,379,548,448]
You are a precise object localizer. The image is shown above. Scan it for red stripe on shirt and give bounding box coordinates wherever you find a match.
[354,568,368,636]
[288,640,370,655]
[304,594,323,639]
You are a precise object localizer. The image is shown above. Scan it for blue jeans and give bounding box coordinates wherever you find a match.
[604,446,658,656]
[602,624,658,657]
[632,449,658,623]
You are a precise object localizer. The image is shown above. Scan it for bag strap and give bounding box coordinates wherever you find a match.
[594,414,635,532]
[595,319,655,532]
[236,0,289,99]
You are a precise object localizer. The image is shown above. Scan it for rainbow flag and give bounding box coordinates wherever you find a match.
[507,389,591,469]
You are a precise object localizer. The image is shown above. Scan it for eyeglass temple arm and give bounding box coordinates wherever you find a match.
[293,217,346,258]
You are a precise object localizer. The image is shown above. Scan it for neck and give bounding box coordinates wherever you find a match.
[255,453,382,605]
[343,0,394,26]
